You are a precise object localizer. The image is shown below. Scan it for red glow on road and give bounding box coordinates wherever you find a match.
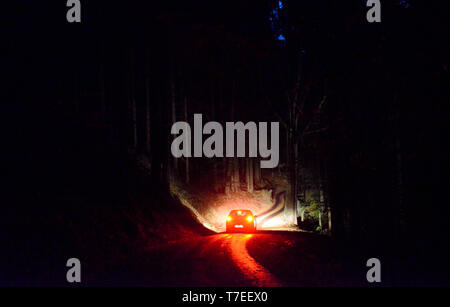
[223,234,281,286]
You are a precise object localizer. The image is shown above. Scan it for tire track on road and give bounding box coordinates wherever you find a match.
[223,234,281,287]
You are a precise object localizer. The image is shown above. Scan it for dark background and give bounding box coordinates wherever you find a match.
[2,0,449,286]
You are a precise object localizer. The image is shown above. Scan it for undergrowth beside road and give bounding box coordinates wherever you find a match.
[1,166,212,286]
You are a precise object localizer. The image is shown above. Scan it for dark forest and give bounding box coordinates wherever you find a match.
[2,0,449,287]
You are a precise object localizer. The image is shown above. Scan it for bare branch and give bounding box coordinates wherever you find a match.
[275,112,288,129]
[303,125,330,135]
[262,91,288,129]
[317,95,327,111]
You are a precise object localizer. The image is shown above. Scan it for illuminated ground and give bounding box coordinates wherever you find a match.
[3,217,444,286]
[2,180,445,286]
[78,231,365,286]
[170,179,294,233]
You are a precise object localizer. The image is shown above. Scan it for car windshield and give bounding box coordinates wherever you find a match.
[230,210,252,216]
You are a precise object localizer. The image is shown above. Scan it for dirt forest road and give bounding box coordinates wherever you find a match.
[86,231,366,287]
[3,227,444,286]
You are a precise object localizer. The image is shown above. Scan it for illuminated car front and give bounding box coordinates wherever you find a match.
[226,210,256,233]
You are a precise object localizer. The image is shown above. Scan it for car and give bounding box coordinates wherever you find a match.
[226,210,256,233]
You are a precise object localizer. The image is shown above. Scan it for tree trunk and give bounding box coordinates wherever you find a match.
[232,158,240,192]
[318,211,322,229]
[184,96,189,184]
[327,206,332,233]
[254,158,261,187]
[297,199,305,222]
[170,73,177,174]
[145,77,151,155]
[393,94,406,239]
[229,78,239,192]
[129,50,137,153]
[246,158,254,193]
[225,158,232,194]
[99,59,106,119]
[210,82,219,191]
[285,126,297,225]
